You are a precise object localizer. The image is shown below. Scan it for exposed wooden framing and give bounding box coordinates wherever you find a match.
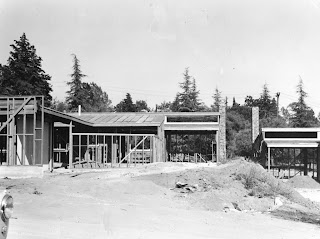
[111,135,114,167]
[150,136,153,163]
[79,134,81,168]
[304,148,308,176]
[142,137,145,165]
[95,134,98,168]
[134,136,137,167]
[6,98,9,165]
[33,96,36,165]
[119,135,121,167]
[317,147,320,181]
[119,136,148,165]
[69,121,73,169]
[216,133,219,163]
[49,122,53,171]
[86,135,89,168]
[267,147,271,172]
[41,96,44,165]
[23,98,26,165]
[0,96,33,133]
[103,135,106,168]
[127,135,130,167]
[313,149,315,178]
[293,148,295,175]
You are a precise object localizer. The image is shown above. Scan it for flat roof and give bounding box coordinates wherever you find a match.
[262,128,320,132]
[68,112,220,127]
[68,112,164,127]
[264,140,319,148]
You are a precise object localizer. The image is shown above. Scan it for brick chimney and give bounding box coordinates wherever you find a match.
[252,107,259,143]
[218,100,226,162]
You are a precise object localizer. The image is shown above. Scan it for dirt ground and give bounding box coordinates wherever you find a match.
[2,160,320,239]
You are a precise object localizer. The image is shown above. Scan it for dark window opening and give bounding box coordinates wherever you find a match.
[265,132,317,139]
[167,115,218,123]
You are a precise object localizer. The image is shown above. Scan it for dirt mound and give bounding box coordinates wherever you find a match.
[138,159,320,213]
[286,175,320,189]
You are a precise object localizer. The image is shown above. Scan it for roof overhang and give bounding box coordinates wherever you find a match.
[264,140,320,148]
[43,108,93,126]
[163,122,219,131]
[262,127,320,132]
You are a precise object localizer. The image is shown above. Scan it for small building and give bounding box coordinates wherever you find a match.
[252,108,320,181]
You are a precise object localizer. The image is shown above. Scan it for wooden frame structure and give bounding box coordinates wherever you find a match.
[253,128,320,180]
[0,96,227,171]
[69,132,155,168]
[0,96,45,166]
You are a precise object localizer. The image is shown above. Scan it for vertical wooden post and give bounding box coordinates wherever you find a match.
[41,96,44,165]
[134,136,137,167]
[288,148,290,178]
[317,147,320,182]
[23,98,26,165]
[69,121,73,169]
[216,133,219,163]
[126,135,129,167]
[111,135,114,167]
[103,135,106,168]
[95,135,98,168]
[49,123,53,172]
[142,137,145,165]
[119,136,122,167]
[150,136,153,163]
[33,97,36,165]
[304,148,308,176]
[79,134,81,167]
[268,147,271,173]
[86,135,89,168]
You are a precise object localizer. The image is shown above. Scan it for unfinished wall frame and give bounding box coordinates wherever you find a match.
[68,132,156,169]
[0,96,45,166]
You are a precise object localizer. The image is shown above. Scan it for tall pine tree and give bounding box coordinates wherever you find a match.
[289,78,318,127]
[66,54,87,111]
[172,68,202,112]
[0,33,52,105]
[115,93,136,112]
[211,87,221,111]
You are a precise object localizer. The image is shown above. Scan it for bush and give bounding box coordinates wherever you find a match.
[235,164,290,198]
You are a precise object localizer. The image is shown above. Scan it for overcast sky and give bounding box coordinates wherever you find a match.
[1,0,320,113]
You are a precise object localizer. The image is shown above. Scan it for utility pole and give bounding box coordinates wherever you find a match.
[276,92,280,117]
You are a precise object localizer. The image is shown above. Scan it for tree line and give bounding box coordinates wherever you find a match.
[1,33,319,157]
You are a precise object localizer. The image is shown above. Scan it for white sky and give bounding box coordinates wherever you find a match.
[1,0,320,113]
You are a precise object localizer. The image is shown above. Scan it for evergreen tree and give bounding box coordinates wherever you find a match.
[232,97,240,107]
[170,94,180,112]
[172,68,202,112]
[289,78,318,127]
[244,84,277,119]
[115,93,136,112]
[211,87,221,111]
[66,54,87,111]
[190,77,201,110]
[0,33,52,105]
[178,68,193,111]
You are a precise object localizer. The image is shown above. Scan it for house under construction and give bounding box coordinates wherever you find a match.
[252,107,320,181]
[0,96,226,173]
